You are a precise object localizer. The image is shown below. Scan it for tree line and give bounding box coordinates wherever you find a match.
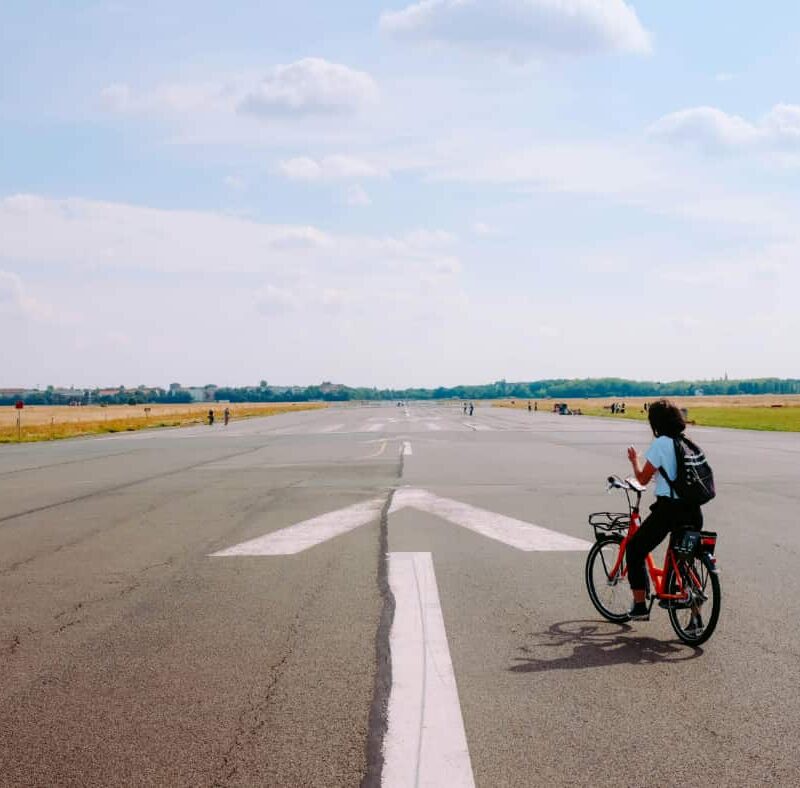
[3,377,799,407]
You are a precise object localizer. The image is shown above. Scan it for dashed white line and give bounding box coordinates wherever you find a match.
[383,551,475,788]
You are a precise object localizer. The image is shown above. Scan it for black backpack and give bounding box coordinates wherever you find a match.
[661,436,716,506]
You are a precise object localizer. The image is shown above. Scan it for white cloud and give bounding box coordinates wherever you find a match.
[649,104,800,151]
[472,221,495,236]
[100,58,378,119]
[0,270,53,321]
[238,58,378,117]
[320,288,356,312]
[100,80,231,114]
[345,185,372,206]
[380,0,652,60]
[714,72,734,83]
[0,196,462,290]
[280,155,386,181]
[428,139,799,235]
[0,194,333,273]
[255,284,300,315]
[223,175,246,190]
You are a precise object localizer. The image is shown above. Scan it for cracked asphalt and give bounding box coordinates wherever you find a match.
[1,404,799,786]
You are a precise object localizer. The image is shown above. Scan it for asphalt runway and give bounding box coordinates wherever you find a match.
[1,403,799,787]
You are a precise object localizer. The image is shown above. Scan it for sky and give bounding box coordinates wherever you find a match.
[2,0,799,389]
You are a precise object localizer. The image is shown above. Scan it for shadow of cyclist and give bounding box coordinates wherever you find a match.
[509,619,703,674]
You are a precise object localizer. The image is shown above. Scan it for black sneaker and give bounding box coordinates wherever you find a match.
[628,602,650,621]
[684,614,705,637]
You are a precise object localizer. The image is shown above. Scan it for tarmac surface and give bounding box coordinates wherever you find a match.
[1,403,799,787]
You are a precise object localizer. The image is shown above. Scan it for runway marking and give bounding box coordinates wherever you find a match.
[425,422,442,431]
[390,488,591,551]
[463,422,490,432]
[367,422,385,432]
[211,488,590,556]
[402,441,413,456]
[210,497,384,556]
[362,440,388,459]
[383,552,475,788]
[319,423,345,434]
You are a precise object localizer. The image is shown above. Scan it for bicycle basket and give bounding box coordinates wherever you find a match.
[589,512,630,540]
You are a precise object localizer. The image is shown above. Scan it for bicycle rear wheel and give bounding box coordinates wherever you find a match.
[585,536,632,622]
[665,555,721,646]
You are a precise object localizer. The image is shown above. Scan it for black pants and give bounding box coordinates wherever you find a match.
[626,498,702,592]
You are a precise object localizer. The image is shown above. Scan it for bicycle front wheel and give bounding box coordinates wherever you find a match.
[585,537,632,622]
[666,555,721,646]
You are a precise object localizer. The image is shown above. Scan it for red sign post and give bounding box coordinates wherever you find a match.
[14,401,23,441]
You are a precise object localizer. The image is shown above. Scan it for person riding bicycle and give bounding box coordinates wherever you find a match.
[625,400,702,621]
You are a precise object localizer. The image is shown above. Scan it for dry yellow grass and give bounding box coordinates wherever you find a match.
[0,402,327,443]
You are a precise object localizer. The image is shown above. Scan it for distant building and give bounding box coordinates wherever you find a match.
[169,383,182,392]
[320,382,345,394]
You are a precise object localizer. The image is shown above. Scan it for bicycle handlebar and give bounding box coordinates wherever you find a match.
[607,475,646,494]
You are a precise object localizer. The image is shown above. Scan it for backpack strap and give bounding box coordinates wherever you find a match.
[658,437,682,500]
[659,466,678,499]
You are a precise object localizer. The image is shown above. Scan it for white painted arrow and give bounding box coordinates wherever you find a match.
[391,488,590,552]
[211,497,385,556]
[211,488,589,556]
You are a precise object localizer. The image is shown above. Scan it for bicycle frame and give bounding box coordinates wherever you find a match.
[604,486,693,602]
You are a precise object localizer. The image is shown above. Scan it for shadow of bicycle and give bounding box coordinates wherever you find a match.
[509,619,703,674]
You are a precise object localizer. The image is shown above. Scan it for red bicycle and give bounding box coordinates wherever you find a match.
[585,476,721,645]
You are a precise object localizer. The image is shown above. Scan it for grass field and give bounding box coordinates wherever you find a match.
[495,395,800,432]
[0,402,327,443]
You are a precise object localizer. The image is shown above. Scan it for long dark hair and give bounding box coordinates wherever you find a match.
[647,399,685,438]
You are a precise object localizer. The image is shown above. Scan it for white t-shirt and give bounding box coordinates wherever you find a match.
[645,435,678,498]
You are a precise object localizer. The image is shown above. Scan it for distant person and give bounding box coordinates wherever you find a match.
[208,409,214,426]
[469,402,474,417]
[224,407,230,426]
[463,402,468,415]
[528,401,532,412]
[534,401,538,412]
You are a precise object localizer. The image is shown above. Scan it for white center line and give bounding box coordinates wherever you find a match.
[402,441,413,456]
[383,552,475,788]
[319,423,345,434]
